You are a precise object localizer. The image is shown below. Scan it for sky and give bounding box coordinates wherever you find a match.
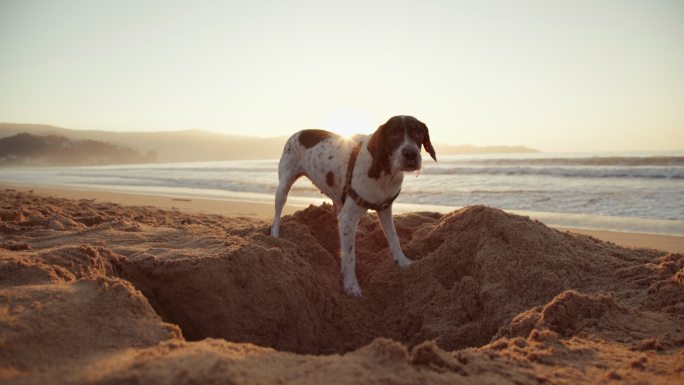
[1,0,683,152]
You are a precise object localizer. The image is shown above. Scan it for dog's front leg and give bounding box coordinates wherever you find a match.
[338,202,366,297]
[377,205,414,267]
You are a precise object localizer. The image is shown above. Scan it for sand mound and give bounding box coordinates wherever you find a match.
[1,190,682,384]
[114,204,678,354]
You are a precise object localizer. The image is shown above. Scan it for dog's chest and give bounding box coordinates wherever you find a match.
[300,137,402,207]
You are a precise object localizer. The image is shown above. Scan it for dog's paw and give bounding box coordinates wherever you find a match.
[396,255,414,268]
[343,281,363,297]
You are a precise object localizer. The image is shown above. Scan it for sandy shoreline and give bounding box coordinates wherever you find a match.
[2,182,683,253]
[1,187,682,384]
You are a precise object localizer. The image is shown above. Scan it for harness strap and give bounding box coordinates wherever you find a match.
[342,141,400,212]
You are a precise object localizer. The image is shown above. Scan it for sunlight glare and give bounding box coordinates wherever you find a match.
[320,109,375,139]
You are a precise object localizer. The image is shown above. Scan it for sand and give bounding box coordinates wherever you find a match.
[3,183,684,253]
[1,188,683,384]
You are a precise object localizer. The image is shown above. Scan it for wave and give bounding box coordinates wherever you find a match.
[69,165,277,174]
[443,156,684,167]
[2,157,682,222]
[422,166,684,179]
[54,171,319,195]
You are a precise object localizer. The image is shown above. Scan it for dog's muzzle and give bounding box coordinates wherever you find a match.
[400,148,421,171]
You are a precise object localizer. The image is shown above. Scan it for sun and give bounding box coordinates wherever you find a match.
[320,109,375,139]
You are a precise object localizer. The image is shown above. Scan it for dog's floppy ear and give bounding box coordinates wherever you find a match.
[421,122,437,161]
[366,120,393,179]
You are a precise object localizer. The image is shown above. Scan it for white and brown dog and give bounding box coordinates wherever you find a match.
[271,115,436,296]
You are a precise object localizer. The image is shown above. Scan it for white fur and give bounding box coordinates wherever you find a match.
[271,129,420,296]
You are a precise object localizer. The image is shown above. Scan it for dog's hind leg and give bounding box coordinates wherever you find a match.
[271,152,302,237]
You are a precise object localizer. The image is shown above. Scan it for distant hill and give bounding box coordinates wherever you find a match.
[0,123,538,163]
[0,123,288,163]
[437,143,537,154]
[0,133,157,166]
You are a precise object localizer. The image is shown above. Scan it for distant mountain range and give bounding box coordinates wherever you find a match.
[0,123,537,164]
[433,143,538,155]
[0,133,157,166]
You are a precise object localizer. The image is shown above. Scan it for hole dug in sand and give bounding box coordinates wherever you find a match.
[3,191,684,383]
[110,204,677,355]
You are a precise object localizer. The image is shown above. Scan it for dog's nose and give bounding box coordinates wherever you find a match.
[402,148,418,161]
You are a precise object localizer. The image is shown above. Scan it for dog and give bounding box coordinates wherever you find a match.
[271,115,436,296]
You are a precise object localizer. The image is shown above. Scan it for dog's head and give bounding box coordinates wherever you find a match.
[367,115,436,179]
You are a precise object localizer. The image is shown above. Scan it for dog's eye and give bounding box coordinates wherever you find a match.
[390,129,402,138]
[413,130,425,140]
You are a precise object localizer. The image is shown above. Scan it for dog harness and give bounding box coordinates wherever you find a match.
[342,141,400,212]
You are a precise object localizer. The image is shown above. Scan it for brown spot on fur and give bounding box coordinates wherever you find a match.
[326,171,335,187]
[367,132,391,179]
[298,130,336,149]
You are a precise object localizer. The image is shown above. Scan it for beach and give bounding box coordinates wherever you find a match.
[1,185,683,384]
[1,153,682,237]
[4,0,683,382]
[3,183,683,253]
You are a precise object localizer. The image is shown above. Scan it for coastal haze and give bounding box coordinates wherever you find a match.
[1,1,682,152]
[0,123,537,164]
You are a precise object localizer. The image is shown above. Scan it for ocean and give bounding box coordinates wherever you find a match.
[1,151,683,235]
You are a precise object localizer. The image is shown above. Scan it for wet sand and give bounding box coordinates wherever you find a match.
[2,183,683,253]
